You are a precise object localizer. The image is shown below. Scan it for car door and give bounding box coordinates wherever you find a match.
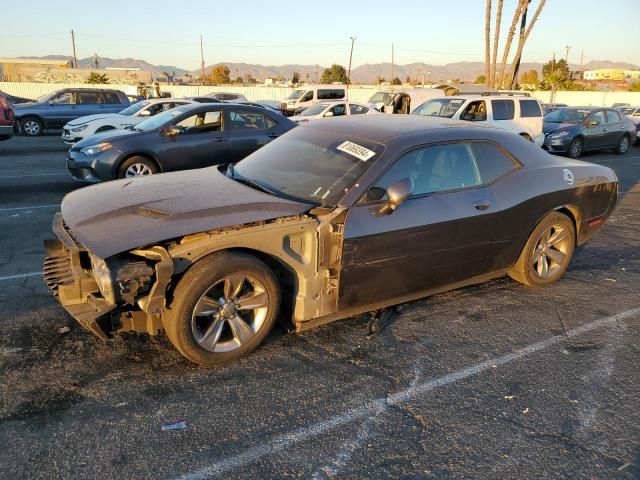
[160,108,228,171]
[604,110,625,147]
[583,110,607,149]
[339,142,497,310]
[76,91,102,119]
[225,108,281,162]
[490,99,516,133]
[46,91,75,128]
[99,91,127,114]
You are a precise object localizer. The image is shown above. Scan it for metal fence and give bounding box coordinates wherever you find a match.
[2,81,640,107]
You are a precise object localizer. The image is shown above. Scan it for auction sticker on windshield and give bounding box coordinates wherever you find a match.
[337,141,376,162]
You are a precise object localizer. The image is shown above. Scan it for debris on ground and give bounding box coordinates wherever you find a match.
[522,408,529,414]
[58,326,71,335]
[504,395,514,400]
[161,421,187,431]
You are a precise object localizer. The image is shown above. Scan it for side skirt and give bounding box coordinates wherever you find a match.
[296,269,509,333]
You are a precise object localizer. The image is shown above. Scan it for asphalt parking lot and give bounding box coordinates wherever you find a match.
[0,134,639,480]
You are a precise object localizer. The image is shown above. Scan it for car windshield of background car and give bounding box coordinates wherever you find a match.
[544,109,590,123]
[414,98,465,118]
[233,128,382,207]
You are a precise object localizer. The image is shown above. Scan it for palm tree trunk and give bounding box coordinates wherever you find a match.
[506,0,547,87]
[497,0,527,89]
[484,0,492,86]
[490,0,504,88]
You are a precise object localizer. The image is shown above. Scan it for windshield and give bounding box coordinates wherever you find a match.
[232,127,383,207]
[368,92,395,105]
[119,101,149,116]
[286,89,306,101]
[35,91,58,103]
[544,108,591,123]
[300,103,331,116]
[135,106,189,131]
[412,98,465,118]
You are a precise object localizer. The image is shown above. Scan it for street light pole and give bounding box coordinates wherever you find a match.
[347,36,356,88]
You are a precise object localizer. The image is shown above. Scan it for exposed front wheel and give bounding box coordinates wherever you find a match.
[508,212,575,287]
[165,252,280,366]
[568,137,583,158]
[20,117,43,136]
[117,156,158,179]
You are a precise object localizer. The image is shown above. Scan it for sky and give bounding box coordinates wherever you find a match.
[1,0,638,69]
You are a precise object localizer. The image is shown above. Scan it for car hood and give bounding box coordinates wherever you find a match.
[61,167,313,258]
[67,114,124,126]
[543,122,580,134]
[72,128,140,148]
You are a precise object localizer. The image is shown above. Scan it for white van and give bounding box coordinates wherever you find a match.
[412,94,545,146]
[281,85,347,115]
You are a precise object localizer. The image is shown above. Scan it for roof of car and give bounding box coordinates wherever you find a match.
[302,114,491,142]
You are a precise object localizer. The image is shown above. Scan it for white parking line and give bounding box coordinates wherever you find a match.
[0,173,67,178]
[0,272,41,282]
[0,204,58,212]
[176,307,640,480]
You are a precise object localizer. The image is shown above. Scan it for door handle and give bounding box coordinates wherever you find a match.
[473,200,491,211]
[212,138,227,143]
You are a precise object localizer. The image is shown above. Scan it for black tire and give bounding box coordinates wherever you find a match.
[508,212,575,287]
[95,125,116,133]
[164,252,280,366]
[20,117,43,136]
[117,156,159,179]
[614,135,630,155]
[519,133,533,142]
[567,136,583,159]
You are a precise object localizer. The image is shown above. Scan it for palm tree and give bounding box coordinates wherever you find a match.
[484,0,492,86]
[497,0,526,89]
[490,0,504,88]
[506,0,547,88]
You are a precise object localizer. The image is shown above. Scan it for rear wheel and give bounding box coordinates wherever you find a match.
[508,212,575,287]
[614,135,630,155]
[165,252,280,366]
[20,117,43,136]
[568,137,583,158]
[117,156,158,179]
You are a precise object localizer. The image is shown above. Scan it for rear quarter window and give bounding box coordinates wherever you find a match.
[471,142,518,183]
[519,100,542,118]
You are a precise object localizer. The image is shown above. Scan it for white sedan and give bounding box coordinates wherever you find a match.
[290,101,380,122]
[61,98,194,143]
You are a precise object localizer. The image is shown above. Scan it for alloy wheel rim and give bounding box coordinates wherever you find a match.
[531,224,571,279]
[191,274,269,353]
[570,139,582,157]
[24,121,40,135]
[125,163,153,177]
[620,137,629,153]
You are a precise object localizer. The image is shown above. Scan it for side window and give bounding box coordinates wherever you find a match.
[349,104,369,114]
[471,143,517,183]
[606,110,621,123]
[590,111,605,125]
[77,92,100,104]
[460,101,487,121]
[491,100,515,120]
[368,143,482,201]
[317,89,332,100]
[175,111,222,134]
[331,89,345,99]
[228,110,274,130]
[519,100,542,118]
[50,92,72,104]
[300,91,314,102]
[101,92,121,104]
[329,104,346,116]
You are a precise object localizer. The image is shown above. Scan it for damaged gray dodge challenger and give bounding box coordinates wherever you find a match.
[44,116,618,366]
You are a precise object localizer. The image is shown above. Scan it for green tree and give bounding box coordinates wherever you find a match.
[629,81,640,92]
[519,69,539,85]
[86,72,109,84]
[391,77,402,85]
[474,74,486,84]
[292,72,300,84]
[320,64,348,84]
[209,65,231,85]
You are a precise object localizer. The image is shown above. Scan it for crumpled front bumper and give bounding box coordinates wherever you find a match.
[43,213,115,340]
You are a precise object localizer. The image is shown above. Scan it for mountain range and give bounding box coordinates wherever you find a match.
[18,56,639,83]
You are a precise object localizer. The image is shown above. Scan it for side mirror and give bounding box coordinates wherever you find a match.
[139,109,151,117]
[324,111,334,117]
[587,119,599,126]
[164,126,181,137]
[378,178,414,215]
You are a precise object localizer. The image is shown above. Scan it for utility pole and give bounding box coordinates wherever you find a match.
[70,30,78,69]
[200,34,205,86]
[565,45,571,63]
[347,36,356,88]
[391,43,394,83]
[315,64,319,83]
[93,53,99,70]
